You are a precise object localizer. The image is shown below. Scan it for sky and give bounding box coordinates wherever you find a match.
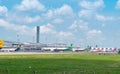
[0,0,120,47]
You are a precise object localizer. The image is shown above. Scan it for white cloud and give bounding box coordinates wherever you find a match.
[40,23,56,34]
[87,29,102,39]
[15,0,45,11]
[88,30,102,34]
[69,21,78,30]
[96,14,115,22]
[69,20,89,31]
[6,13,41,24]
[52,18,64,24]
[78,9,94,18]
[79,0,104,10]
[79,0,104,18]
[56,31,75,42]
[44,10,53,19]
[54,4,74,16]
[40,23,76,43]
[44,4,74,19]
[86,29,105,46]
[58,31,73,38]
[115,0,120,9]
[24,16,41,23]
[0,19,35,36]
[0,6,8,16]
[79,24,89,31]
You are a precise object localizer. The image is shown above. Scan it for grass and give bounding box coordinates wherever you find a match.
[0,54,120,74]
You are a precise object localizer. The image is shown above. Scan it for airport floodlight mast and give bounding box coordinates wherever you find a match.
[33,36,35,43]
[17,34,20,43]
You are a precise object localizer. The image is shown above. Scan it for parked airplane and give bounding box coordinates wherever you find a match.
[0,39,21,52]
[89,47,119,54]
[41,44,73,52]
[54,44,73,51]
[72,45,91,52]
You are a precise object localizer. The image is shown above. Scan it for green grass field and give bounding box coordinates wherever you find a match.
[0,53,120,74]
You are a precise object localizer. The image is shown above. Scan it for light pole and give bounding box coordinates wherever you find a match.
[17,34,20,43]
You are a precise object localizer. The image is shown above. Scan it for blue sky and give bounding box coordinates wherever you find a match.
[0,0,120,47]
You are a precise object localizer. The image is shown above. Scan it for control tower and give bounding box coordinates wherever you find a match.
[36,26,40,43]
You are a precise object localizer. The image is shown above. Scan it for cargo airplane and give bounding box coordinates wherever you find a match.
[0,39,21,52]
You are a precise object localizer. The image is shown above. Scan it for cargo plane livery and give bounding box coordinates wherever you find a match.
[0,39,20,52]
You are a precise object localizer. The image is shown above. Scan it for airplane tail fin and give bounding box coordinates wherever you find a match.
[65,44,73,50]
[15,44,21,51]
[0,39,4,49]
[84,45,91,50]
